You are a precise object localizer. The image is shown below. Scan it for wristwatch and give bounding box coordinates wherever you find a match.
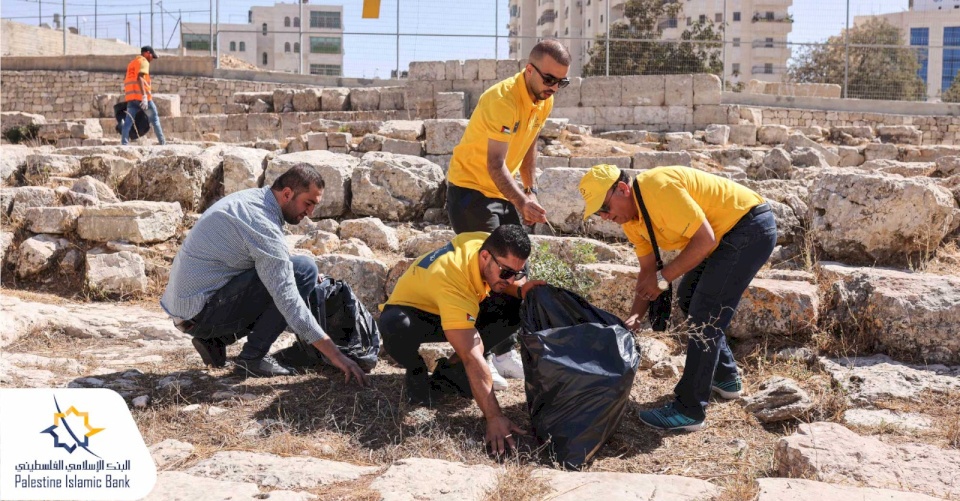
[656,270,669,291]
[523,186,538,195]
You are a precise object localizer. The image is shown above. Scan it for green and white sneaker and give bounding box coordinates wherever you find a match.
[637,404,705,431]
[711,376,743,399]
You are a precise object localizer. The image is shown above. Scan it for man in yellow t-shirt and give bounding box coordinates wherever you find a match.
[378,225,545,455]
[445,39,571,233]
[578,165,777,432]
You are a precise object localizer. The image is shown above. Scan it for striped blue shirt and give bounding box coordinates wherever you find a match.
[160,187,327,344]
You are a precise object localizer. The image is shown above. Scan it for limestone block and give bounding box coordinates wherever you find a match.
[477,59,497,80]
[692,105,728,127]
[307,133,328,151]
[758,125,790,145]
[569,156,631,170]
[350,87,381,111]
[435,92,465,119]
[409,61,446,80]
[729,124,758,146]
[728,279,819,338]
[537,156,570,169]
[382,138,424,156]
[595,106,633,126]
[552,106,596,125]
[692,73,721,105]
[118,147,218,211]
[424,119,468,155]
[632,151,691,170]
[17,235,69,278]
[152,94,181,117]
[553,77,581,108]
[540,118,569,140]
[837,146,865,167]
[313,254,388,313]
[580,77,622,107]
[741,377,814,423]
[291,89,321,112]
[321,88,350,112]
[22,154,81,185]
[704,124,730,145]
[24,206,83,234]
[663,74,693,106]
[272,89,294,113]
[785,133,839,166]
[7,186,58,224]
[340,217,399,252]
[859,159,936,177]
[878,125,922,145]
[70,119,103,140]
[633,106,668,127]
[864,143,900,161]
[247,114,281,134]
[757,478,943,501]
[264,151,359,218]
[370,458,497,501]
[621,75,665,106]
[579,262,640,319]
[78,201,183,244]
[327,133,352,148]
[812,171,959,266]
[740,107,763,126]
[461,59,480,80]
[379,87,405,111]
[86,251,148,295]
[223,147,270,195]
[350,152,445,221]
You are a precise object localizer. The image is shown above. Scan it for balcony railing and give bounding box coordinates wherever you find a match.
[752,65,787,75]
[751,39,787,49]
[752,12,793,23]
[537,10,557,26]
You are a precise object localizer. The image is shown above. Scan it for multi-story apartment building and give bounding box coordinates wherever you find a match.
[508,0,792,86]
[855,0,960,99]
[181,1,343,76]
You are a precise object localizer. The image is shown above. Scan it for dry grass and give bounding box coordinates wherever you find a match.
[483,464,552,501]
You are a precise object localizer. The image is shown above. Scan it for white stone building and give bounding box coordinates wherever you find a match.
[854,0,960,99]
[507,0,792,85]
[181,1,343,76]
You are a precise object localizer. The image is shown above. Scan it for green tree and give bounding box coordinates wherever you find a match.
[582,0,723,76]
[788,18,926,101]
[942,77,960,102]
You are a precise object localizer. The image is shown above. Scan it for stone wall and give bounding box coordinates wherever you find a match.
[1,20,137,57]
[0,71,318,120]
[752,107,960,146]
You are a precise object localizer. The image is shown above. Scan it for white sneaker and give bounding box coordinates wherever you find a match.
[492,349,525,380]
[487,355,509,391]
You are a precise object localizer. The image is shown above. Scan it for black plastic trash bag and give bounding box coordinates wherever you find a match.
[520,285,640,469]
[275,277,380,372]
[113,102,150,140]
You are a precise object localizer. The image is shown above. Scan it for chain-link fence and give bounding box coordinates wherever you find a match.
[6,0,954,102]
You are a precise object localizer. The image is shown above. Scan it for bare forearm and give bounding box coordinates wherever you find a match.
[488,163,525,206]
[464,354,503,420]
[519,143,537,189]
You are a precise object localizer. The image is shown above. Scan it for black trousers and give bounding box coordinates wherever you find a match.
[379,293,522,371]
[446,184,522,234]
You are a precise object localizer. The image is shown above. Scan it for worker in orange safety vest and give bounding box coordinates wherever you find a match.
[121,46,166,145]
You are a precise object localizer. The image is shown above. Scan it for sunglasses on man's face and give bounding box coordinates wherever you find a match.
[597,187,615,214]
[490,253,527,281]
[529,62,571,89]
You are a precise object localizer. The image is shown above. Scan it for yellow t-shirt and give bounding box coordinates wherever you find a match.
[446,71,553,199]
[622,166,765,258]
[384,232,491,331]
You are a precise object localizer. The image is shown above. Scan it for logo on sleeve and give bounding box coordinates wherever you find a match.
[513,121,520,133]
[466,313,476,322]
[500,125,512,135]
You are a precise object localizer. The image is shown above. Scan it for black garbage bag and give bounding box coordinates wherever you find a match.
[274,277,380,372]
[520,285,640,469]
[113,101,150,140]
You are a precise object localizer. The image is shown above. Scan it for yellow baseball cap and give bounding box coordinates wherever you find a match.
[579,164,621,220]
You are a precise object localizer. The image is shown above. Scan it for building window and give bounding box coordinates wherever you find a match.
[732,37,740,47]
[565,27,569,35]
[765,37,774,48]
[733,11,741,21]
[262,23,268,35]
[262,52,268,65]
[564,6,568,18]
[943,27,960,93]
[310,11,341,29]
[686,17,692,26]
[310,64,341,76]
[766,11,774,20]
[587,19,591,27]
[732,63,741,75]
[764,63,773,74]
[294,17,300,27]
[183,33,214,50]
[239,41,246,51]
[294,42,300,53]
[699,14,706,23]
[285,42,291,52]
[310,36,341,54]
[715,12,722,22]
[248,10,252,23]
[600,15,604,23]
[284,16,290,27]
[911,27,929,86]
[229,41,236,51]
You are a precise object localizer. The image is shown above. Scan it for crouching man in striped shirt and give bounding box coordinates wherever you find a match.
[161,164,369,384]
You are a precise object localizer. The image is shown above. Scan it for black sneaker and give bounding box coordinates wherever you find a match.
[431,357,472,398]
[405,367,433,406]
[191,337,226,368]
[234,354,293,378]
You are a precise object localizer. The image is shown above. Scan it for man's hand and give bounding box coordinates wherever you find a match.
[519,279,547,300]
[519,196,547,225]
[485,415,527,456]
[139,100,149,111]
[312,338,371,387]
[635,271,662,302]
[624,313,643,332]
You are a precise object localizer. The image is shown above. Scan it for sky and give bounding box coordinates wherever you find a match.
[1,0,912,78]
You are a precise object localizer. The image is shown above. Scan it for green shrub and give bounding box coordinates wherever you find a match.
[2,124,40,144]
[528,241,598,297]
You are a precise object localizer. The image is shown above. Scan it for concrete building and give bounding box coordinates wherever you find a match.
[181,1,343,76]
[854,0,960,99]
[507,0,792,85]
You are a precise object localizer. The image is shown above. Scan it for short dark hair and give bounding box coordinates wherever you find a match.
[271,164,325,193]
[480,224,531,260]
[529,39,571,67]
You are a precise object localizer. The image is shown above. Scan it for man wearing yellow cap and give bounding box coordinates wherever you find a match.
[579,164,776,431]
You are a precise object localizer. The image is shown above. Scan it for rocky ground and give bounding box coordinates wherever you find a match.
[2,119,960,500]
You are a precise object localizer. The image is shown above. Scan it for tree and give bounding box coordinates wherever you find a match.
[789,18,926,101]
[942,78,960,103]
[582,0,723,77]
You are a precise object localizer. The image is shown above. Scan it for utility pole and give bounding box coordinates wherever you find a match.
[94,0,97,39]
[139,12,143,47]
[127,15,131,44]
[159,1,165,49]
[38,0,41,27]
[299,0,304,74]
[209,0,214,56]
[62,0,66,54]
[215,0,220,69]
[150,1,154,46]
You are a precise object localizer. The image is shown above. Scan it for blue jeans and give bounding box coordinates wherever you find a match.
[187,255,318,360]
[672,210,777,421]
[121,100,166,145]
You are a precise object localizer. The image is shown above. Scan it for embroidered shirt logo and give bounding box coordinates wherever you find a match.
[500,125,512,134]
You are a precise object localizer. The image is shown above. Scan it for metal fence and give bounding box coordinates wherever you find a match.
[5,0,956,102]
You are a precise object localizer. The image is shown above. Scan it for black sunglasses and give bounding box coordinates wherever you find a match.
[598,184,616,214]
[490,253,527,281]
[529,62,570,89]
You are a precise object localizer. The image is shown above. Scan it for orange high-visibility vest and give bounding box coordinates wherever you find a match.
[123,55,152,102]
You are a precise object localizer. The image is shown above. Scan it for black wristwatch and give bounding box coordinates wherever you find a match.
[523,186,538,195]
